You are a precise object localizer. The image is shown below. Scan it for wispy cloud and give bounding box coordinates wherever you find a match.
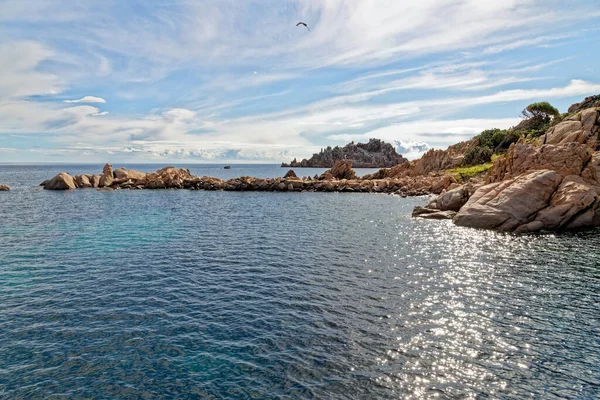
[64,96,106,103]
[0,41,60,101]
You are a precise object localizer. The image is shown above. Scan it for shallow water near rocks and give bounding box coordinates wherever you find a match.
[1,165,599,399]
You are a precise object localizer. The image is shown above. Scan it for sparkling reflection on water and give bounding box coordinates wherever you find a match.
[0,165,599,399]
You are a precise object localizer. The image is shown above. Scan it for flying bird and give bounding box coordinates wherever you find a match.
[296,22,310,31]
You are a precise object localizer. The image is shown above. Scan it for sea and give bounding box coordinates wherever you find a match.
[1,164,599,399]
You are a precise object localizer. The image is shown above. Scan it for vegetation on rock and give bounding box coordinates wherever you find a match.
[463,146,493,166]
[446,162,493,181]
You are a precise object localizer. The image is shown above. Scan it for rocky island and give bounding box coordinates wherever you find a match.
[40,95,600,232]
[281,138,407,168]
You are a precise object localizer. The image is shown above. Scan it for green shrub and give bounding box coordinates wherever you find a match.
[463,146,493,166]
[495,131,521,152]
[477,128,508,149]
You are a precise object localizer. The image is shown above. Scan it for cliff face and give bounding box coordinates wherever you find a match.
[416,99,600,232]
[282,138,408,168]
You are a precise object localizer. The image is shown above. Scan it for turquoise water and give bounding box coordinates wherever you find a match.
[1,165,599,399]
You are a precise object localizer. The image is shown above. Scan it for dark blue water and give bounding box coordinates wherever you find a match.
[1,165,599,399]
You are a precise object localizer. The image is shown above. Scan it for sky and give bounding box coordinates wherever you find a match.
[1,0,599,163]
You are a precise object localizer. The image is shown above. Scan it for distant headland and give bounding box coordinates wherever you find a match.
[281,138,407,168]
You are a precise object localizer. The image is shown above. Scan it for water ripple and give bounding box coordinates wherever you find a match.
[0,165,599,399]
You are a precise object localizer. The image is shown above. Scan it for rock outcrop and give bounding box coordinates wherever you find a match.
[282,138,408,168]
[0,184,9,191]
[99,163,114,188]
[43,173,77,190]
[414,97,600,232]
[326,160,356,180]
[486,142,592,183]
[283,169,298,179]
[543,107,599,149]
[453,170,563,230]
[75,174,92,188]
[568,95,600,114]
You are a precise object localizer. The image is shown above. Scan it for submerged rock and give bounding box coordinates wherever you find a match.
[420,210,456,220]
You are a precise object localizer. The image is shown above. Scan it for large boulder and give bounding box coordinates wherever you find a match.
[327,160,356,180]
[453,170,562,231]
[0,184,9,191]
[283,169,298,179]
[99,163,114,187]
[90,175,101,188]
[430,175,457,194]
[543,107,599,149]
[534,175,599,230]
[74,174,92,188]
[113,168,129,180]
[128,169,146,180]
[43,173,77,190]
[428,185,473,212]
[487,142,591,183]
[581,152,600,185]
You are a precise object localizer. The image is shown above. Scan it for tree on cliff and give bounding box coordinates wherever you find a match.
[521,102,560,119]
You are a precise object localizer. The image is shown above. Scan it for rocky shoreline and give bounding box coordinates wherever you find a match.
[41,160,455,196]
[39,95,600,233]
[414,98,600,232]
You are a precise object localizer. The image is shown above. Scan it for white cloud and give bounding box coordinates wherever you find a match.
[447,79,600,107]
[393,140,432,160]
[483,33,578,54]
[63,96,106,103]
[1,1,599,162]
[0,41,60,101]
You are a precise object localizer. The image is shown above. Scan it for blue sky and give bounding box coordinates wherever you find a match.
[1,0,599,163]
